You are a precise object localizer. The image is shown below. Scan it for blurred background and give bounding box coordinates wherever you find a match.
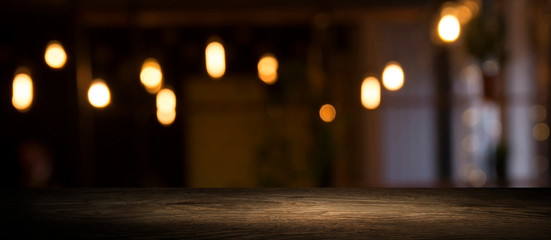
[1,0,550,187]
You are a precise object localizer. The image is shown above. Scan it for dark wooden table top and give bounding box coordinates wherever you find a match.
[2,188,550,239]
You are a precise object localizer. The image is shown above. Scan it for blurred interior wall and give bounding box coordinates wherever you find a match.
[357,10,438,187]
[504,0,537,185]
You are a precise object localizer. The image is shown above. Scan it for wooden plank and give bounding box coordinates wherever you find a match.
[2,188,550,239]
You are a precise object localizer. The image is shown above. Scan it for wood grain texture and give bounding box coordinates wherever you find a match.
[1,188,550,239]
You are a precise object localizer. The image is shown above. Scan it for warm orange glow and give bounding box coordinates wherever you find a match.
[12,73,33,112]
[156,88,176,126]
[156,88,176,112]
[157,109,176,126]
[258,54,278,85]
[87,79,110,108]
[44,41,67,69]
[533,123,550,141]
[382,62,404,91]
[463,0,481,17]
[140,58,163,94]
[439,1,474,25]
[440,5,457,17]
[319,104,336,123]
[456,5,473,24]
[361,77,380,110]
[205,41,226,79]
[438,14,461,42]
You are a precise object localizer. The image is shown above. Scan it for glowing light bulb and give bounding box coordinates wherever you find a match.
[438,14,461,42]
[12,73,33,112]
[44,41,67,69]
[205,40,226,79]
[258,54,278,85]
[157,109,176,126]
[319,104,336,123]
[382,62,404,91]
[140,58,163,94]
[87,79,110,108]
[156,88,176,126]
[156,88,176,112]
[361,77,380,110]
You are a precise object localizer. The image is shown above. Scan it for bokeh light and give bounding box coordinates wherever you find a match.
[463,0,481,17]
[156,88,176,126]
[468,167,487,187]
[382,61,404,91]
[461,108,480,127]
[440,3,457,17]
[361,77,381,110]
[156,88,176,113]
[532,123,550,141]
[157,109,176,126]
[456,5,473,24]
[439,1,476,25]
[530,105,547,122]
[482,58,500,76]
[205,40,226,79]
[438,14,461,42]
[44,41,67,69]
[460,64,482,85]
[258,54,278,85]
[140,58,163,94]
[87,79,111,108]
[319,104,336,123]
[12,73,33,112]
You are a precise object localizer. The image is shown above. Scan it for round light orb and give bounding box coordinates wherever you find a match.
[140,58,163,94]
[319,104,336,123]
[258,54,278,85]
[88,79,111,108]
[156,88,176,113]
[361,77,381,110]
[205,41,226,79]
[438,14,461,43]
[533,123,550,141]
[44,41,67,69]
[530,105,547,122]
[382,62,404,91]
[461,107,480,127]
[12,73,33,112]
[157,109,176,126]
